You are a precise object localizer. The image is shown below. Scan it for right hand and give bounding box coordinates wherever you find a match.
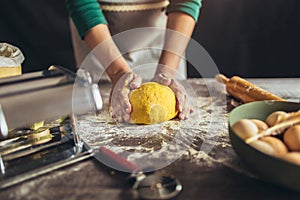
[152,73,191,120]
[110,72,142,123]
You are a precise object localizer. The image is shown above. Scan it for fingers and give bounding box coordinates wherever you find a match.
[168,79,192,121]
[152,72,192,121]
[176,96,192,121]
[169,80,184,109]
[178,107,189,120]
[130,73,142,89]
[120,86,132,113]
[111,95,131,122]
[169,80,187,114]
[110,89,131,122]
[110,72,142,123]
[121,72,134,87]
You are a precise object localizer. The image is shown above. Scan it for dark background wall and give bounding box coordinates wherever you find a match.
[1,0,300,78]
[189,0,300,78]
[0,0,76,73]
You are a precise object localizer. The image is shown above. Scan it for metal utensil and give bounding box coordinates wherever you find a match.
[134,174,182,200]
[0,135,182,200]
[95,146,183,200]
[0,66,102,138]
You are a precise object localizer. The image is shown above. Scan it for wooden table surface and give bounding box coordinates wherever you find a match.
[0,78,300,200]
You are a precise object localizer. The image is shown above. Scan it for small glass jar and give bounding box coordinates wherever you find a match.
[0,43,24,78]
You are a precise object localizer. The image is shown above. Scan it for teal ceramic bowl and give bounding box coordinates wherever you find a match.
[229,100,300,191]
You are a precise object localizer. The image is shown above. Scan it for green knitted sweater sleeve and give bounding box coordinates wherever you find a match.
[65,0,107,38]
[65,0,202,39]
[166,0,202,22]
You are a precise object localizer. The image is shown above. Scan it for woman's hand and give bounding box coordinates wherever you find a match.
[152,73,191,120]
[110,72,142,122]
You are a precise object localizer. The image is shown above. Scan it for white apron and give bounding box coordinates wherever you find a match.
[69,0,187,81]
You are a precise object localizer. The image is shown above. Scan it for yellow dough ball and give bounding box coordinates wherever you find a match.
[129,82,178,124]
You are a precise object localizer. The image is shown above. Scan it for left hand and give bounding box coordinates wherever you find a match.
[152,73,191,120]
[110,72,142,122]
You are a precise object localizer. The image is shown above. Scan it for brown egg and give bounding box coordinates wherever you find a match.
[260,136,288,156]
[250,119,269,131]
[249,140,277,156]
[280,152,300,165]
[232,119,259,140]
[283,125,300,151]
[265,111,287,126]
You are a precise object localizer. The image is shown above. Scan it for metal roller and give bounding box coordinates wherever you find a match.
[0,66,102,138]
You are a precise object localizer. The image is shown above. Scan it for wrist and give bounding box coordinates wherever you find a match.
[155,63,177,79]
[106,58,131,85]
[156,50,182,78]
[110,69,131,85]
